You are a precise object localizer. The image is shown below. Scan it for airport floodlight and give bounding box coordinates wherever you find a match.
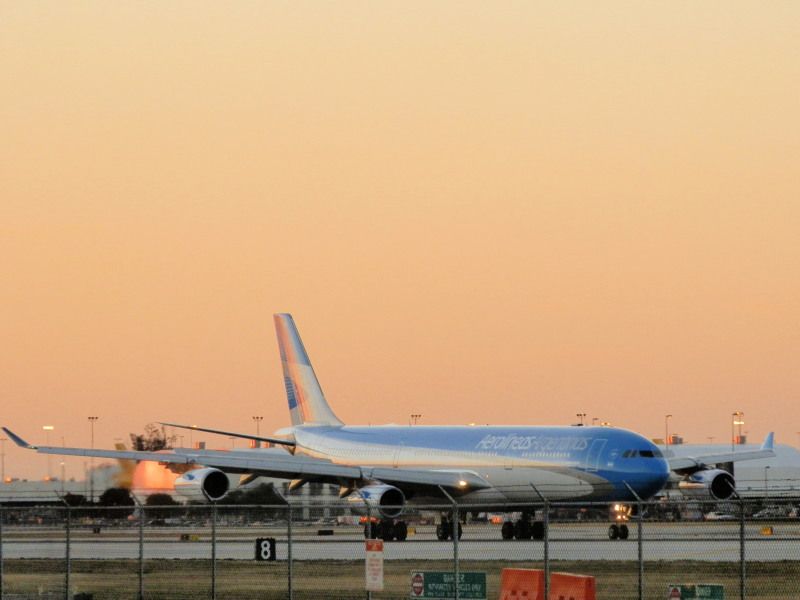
[42,425,54,480]
[88,416,99,503]
[731,411,744,452]
[665,415,673,448]
[252,416,264,446]
[0,437,7,484]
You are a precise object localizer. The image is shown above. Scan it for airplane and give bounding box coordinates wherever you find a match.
[3,313,775,542]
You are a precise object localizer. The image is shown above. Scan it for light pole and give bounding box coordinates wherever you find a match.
[253,416,263,448]
[576,413,586,426]
[707,436,715,444]
[665,415,672,449]
[591,417,599,426]
[43,425,54,480]
[410,414,422,426]
[88,416,99,503]
[731,411,744,452]
[0,437,7,483]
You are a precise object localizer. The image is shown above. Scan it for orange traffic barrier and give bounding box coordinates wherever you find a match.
[549,572,596,600]
[498,568,544,599]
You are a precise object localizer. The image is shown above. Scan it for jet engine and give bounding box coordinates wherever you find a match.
[678,469,735,500]
[174,468,230,503]
[347,484,406,519]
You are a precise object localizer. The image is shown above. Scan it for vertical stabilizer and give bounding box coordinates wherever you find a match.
[274,314,343,427]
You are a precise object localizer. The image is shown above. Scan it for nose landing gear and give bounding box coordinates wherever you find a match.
[608,523,629,540]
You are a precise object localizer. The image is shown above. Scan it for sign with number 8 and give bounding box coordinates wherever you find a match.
[255,537,276,561]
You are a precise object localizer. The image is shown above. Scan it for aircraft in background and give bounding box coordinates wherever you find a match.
[4,314,775,541]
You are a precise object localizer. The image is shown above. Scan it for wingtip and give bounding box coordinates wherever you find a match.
[2,427,36,449]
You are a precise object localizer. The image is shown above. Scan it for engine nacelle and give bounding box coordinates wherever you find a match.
[678,469,735,500]
[347,484,406,519]
[174,468,230,503]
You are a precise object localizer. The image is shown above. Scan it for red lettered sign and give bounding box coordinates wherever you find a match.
[365,539,384,592]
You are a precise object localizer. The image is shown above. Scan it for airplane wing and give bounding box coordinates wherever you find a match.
[2,427,489,494]
[158,421,296,448]
[668,432,775,474]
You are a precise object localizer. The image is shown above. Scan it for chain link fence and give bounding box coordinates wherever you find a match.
[1,496,799,599]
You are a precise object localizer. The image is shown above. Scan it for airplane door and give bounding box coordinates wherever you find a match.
[586,439,607,472]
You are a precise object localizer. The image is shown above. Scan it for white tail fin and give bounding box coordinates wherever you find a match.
[274,314,343,427]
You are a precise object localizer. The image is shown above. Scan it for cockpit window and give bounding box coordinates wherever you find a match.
[639,449,663,458]
[623,449,663,458]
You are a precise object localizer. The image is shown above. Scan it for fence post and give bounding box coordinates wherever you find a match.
[366,502,372,600]
[452,502,460,600]
[1,506,4,600]
[543,500,550,600]
[287,503,293,600]
[132,496,145,600]
[436,487,459,600]
[64,505,71,600]
[739,497,745,600]
[637,500,644,600]
[211,502,217,600]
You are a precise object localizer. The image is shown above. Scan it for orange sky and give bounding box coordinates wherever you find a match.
[2,2,799,480]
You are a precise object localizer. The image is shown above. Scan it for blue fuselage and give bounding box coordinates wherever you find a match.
[293,424,670,504]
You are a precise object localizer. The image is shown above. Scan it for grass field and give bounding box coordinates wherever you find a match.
[3,558,800,599]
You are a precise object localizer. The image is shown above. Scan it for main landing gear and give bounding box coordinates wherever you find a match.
[608,523,629,540]
[500,512,545,540]
[436,515,463,541]
[364,519,408,541]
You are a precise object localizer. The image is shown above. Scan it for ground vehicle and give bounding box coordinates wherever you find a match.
[704,511,736,521]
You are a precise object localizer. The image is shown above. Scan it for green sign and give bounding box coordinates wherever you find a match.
[410,571,486,599]
[667,584,724,599]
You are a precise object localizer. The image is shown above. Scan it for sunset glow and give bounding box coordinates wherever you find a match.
[1,2,798,481]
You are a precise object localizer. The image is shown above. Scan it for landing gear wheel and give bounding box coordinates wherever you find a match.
[437,518,462,540]
[379,520,395,541]
[618,524,629,540]
[393,521,408,541]
[501,521,515,540]
[532,521,545,540]
[608,524,619,540]
[514,520,532,540]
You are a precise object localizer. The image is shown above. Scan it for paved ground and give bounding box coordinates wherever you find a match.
[3,522,799,562]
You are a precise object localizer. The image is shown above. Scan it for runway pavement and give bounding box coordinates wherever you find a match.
[3,522,799,562]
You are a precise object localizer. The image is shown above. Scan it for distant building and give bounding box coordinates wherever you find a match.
[0,462,120,505]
